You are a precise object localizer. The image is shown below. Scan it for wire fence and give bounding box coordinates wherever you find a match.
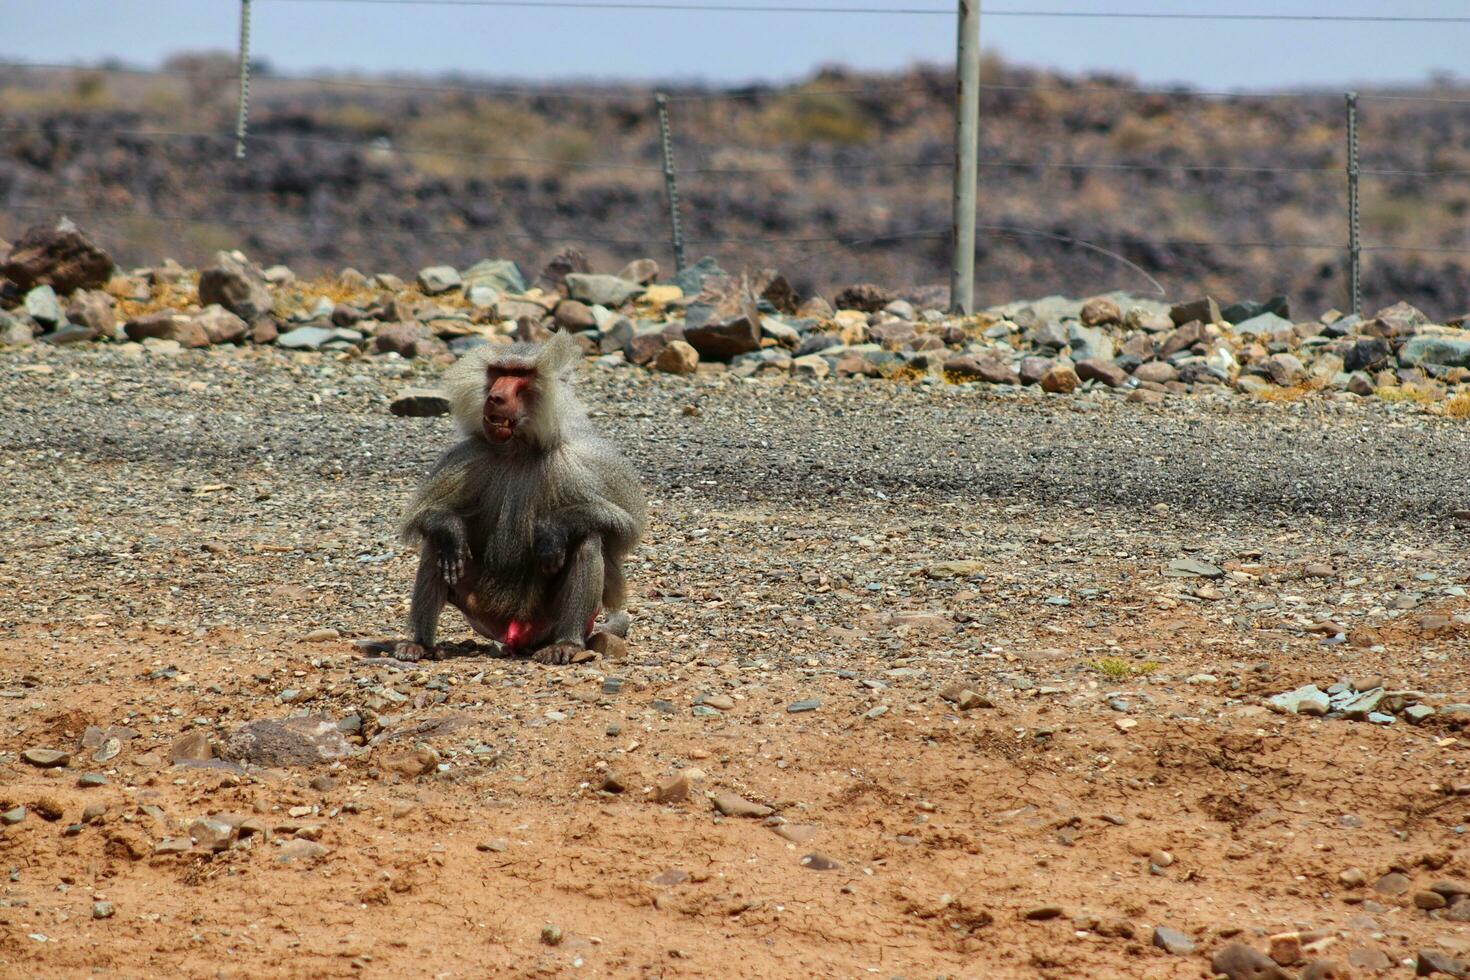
[4,3,1470,313]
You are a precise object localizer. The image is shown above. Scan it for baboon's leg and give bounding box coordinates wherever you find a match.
[533,536,604,666]
[395,541,449,662]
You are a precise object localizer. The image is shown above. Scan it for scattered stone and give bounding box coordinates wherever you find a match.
[1151,925,1195,955]
[684,314,760,361]
[390,389,451,417]
[92,901,114,920]
[654,340,699,374]
[1040,364,1080,394]
[1417,949,1470,978]
[566,274,643,308]
[168,731,213,763]
[1212,942,1290,980]
[416,265,462,295]
[198,251,274,321]
[1,806,27,825]
[712,792,773,818]
[654,773,689,804]
[799,852,840,871]
[21,748,70,768]
[221,717,354,767]
[786,699,820,713]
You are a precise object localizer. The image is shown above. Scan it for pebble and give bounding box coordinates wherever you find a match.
[541,924,563,946]
[786,699,821,713]
[1024,905,1063,920]
[476,839,509,853]
[1417,949,1469,977]
[92,901,114,920]
[799,853,840,871]
[654,773,689,804]
[1151,925,1195,955]
[77,774,108,788]
[302,628,340,642]
[771,823,818,844]
[703,694,735,711]
[1212,942,1290,980]
[1375,871,1412,896]
[21,748,70,768]
[711,791,773,818]
[1,807,26,826]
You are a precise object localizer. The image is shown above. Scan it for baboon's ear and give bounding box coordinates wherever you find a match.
[538,331,579,376]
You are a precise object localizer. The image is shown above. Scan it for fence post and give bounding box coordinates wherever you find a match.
[951,0,981,314]
[655,94,687,274]
[1345,90,1360,316]
[234,0,253,159]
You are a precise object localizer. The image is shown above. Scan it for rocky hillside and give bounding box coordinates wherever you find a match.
[3,58,1470,317]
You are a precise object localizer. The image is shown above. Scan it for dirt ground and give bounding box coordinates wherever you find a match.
[2,344,1469,979]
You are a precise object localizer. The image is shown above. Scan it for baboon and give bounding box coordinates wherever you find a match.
[395,332,645,664]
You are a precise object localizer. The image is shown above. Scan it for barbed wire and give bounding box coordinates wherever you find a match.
[248,0,1470,23]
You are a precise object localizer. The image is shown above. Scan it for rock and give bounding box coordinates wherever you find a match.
[759,316,800,347]
[1160,320,1208,357]
[786,699,820,713]
[1346,371,1376,396]
[153,838,191,855]
[24,284,64,327]
[1401,335,1470,369]
[1268,684,1330,716]
[945,354,1019,384]
[684,314,760,361]
[192,305,247,345]
[800,853,841,871]
[1300,961,1346,980]
[416,265,461,295]
[92,901,115,920]
[1369,300,1429,338]
[22,748,69,768]
[939,683,991,710]
[124,311,209,348]
[712,792,773,818]
[221,717,353,767]
[1080,296,1122,326]
[1068,324,1115,361]
[553,299,596,332]
[1223,296,1291,323]
[374,322,442,359]
[792,353,829,379]
[1268,932,1304,966]
[1263,353,1306,386]
[1040,364,1080,394]
[654,339,700,374]
[0,309,35,346]
[1165,557,1223,578]
[1234,311,1295,338]
[566,274,643,308]
[1151,925,1195,955]
[618,258,659,285]
[654,772,689,804]
[198,251,274,322]
[390,388,451,417]
[1374,871,1412,896]
[832,283,895,313]
[169,731,213,763]
[1075,358,1129,387]
[1169,296,1222,326]
[2,217,113,293]
[1349,948,1393,971]
[276,326,336,350]
[1129,361,1177,384]
[1344,337,1391,373]
[1024,905,1064,921]
[1017,356,1052,385]
[588,631,626,660]
[1416,890,1449,910]
[188,816,236,852]
[1339,867,1366,887]
[276,840,329,864]
[1212,942,1291,980]
[461,258,527,294]
[379,746,440,778]
[1417,949,1469,977]
[1,806,26,825]
[466,285,499,310]
[64,290,116,338]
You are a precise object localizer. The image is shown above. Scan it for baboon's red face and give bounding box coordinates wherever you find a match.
[482,367,535,442]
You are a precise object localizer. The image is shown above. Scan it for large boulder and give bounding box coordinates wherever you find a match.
[1,217,113,294]
[198,251,274,321]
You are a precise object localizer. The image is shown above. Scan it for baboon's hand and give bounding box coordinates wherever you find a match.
[429,522,470,586]
[532,519,569,577]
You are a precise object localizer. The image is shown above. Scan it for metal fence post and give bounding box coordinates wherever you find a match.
[234,0,253,159]
[951,0,981,314]
[655,94,687,274]
[1346,90,1360,316]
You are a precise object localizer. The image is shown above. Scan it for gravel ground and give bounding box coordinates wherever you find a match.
[2,343,1469,979]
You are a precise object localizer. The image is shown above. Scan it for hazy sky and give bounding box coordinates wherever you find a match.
[11,0,1470,90]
